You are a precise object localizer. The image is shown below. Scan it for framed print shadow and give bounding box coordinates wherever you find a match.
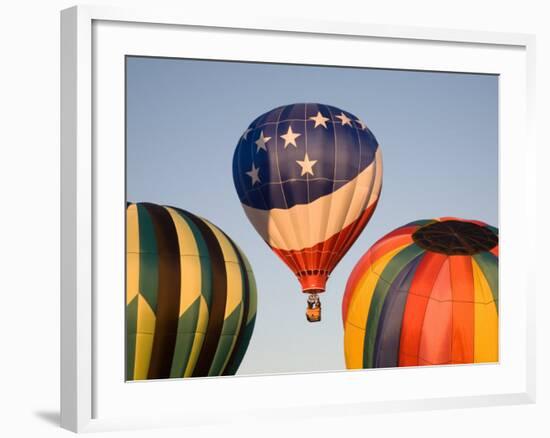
[61,5,536,433]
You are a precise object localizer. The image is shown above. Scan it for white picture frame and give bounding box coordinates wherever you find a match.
[60,4,537,433]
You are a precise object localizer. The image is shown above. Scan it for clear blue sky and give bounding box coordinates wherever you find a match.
[126,57,498,375]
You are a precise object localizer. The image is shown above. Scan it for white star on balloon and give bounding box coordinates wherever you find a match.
[296,153,318,176]
[336,112,352,126]
[309,111,330,129]
[280,126,301,148]
[246,163,261,185]
[355,119,367,130]
[255,131,271,152]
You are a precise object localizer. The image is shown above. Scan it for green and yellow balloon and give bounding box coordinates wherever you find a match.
[126,202,257,380]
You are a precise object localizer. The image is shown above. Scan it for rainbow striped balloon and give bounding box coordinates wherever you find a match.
[126,203,257,380]
[342,218,498,368]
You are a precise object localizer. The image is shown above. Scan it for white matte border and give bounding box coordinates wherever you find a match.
[61,5,536,433]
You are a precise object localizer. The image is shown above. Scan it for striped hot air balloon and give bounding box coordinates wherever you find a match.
[126,202,257,380]
[232,103,382,322]
[342,218,498,368]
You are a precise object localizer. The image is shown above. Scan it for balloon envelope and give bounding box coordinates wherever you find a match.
[232,103,382,295]
[126,202,257,380]
[342,218,498,368]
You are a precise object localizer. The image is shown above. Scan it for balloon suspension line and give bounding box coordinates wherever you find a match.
[306,293,322,323]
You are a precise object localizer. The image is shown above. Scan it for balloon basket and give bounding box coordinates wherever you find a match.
[306,293,321,323]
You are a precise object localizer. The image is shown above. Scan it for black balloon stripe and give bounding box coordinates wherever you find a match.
[143,203,182,379]
[179,210,228,378]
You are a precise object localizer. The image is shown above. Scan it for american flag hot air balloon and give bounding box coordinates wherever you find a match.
[232,103,382,322]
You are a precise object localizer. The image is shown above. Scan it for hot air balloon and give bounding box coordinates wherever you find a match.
[232,103,382,322]
[126,202,257,380]
[342,218,498,369]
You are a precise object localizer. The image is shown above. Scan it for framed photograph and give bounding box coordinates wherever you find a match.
[60,5,536,433]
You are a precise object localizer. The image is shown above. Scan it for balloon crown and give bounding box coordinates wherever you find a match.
[412,220,498,255]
